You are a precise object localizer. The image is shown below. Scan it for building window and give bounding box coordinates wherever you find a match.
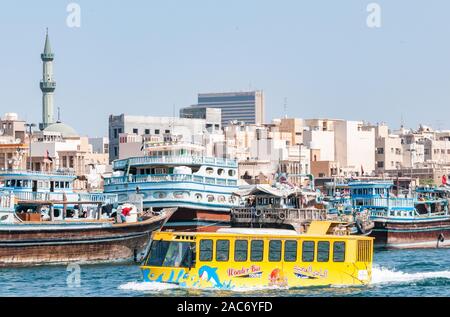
[133,128,138,134]
[114,147,118,157]
[377,161,384,168]
[155,129,160,135]
[165,130,170,134]
[113,129,118,139]
[377,148,384,154]
[145,129,150,135]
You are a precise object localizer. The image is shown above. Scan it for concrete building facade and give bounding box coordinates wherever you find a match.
[186,91,265,126]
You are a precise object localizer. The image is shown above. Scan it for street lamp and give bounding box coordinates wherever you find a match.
[24,123,36,171]
[298,143,304,185]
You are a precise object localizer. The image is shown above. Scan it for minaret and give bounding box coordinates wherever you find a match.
[39,29,56,131]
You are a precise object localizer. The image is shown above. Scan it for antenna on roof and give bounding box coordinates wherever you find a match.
[57,107,61,123]
[283,97,288,119]
[400,113,404,129]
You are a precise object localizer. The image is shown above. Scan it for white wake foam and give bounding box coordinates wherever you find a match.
[118,281,181,292]
[118,268,450,292]
[372,267,450,285]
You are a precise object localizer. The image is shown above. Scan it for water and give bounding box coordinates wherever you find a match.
[1,248,449,297]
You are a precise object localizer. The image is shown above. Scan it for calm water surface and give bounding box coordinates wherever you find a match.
[1,249,449,297]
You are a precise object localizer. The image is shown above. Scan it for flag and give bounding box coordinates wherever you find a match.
[361,165,364,176]
[45,150,53,162]
[140,138,145,151]
[442,175,447,185]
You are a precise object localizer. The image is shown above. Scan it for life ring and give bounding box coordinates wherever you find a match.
[278,211,286,220]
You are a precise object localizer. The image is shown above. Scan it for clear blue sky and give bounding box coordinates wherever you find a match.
[2,0,450,137]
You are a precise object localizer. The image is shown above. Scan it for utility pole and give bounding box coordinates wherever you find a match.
[25,123,36,171]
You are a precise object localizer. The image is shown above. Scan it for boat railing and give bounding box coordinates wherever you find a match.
[0,170,76,177]
[78,193,119,205]
[353,197,415,208]
[104,174,238,187]
[13,191,76,202]
[12,191,118,205]
[112,156,238,170]
[231,207,328,222]
[0,191,15,209]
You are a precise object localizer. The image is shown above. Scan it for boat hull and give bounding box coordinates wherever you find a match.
[162,207,231,232]
[0,214,171,267]
[371,217,450,249]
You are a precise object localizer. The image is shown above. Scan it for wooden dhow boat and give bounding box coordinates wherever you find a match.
[0,191,175,267]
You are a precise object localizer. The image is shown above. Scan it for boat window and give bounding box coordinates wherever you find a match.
[206,167,214,175]
[11,180,16,187]
[317,241,330,262]
[234,240,248,262]
[216,240,230,262]
[269,240,282,262]
[153,192,167,199]
[333,242,346,262]
[218,196,226,203]
[199,239,213,262]
[302,241,315,262]
[207,195,215,202]
[250,240,264,262]
[195,193,202,200]
[228,170,236,177]
[147,240,195,268]
[284,240,297,262]
[218,169,225,176]
[147,240,170,266]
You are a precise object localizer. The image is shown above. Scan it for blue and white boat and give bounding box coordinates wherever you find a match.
[0,170,117,220]
[0,174,174,267]
[104,141,239,231]
[348,181,450,249]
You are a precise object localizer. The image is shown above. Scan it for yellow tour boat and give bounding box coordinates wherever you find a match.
[140,221,373,289]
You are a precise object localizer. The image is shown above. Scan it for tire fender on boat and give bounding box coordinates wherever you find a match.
[356,219,366,235]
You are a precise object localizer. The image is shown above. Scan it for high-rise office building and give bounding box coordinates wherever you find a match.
[182,91,265,126]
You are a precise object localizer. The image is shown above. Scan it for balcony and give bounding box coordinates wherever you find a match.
[40,81,56,91]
